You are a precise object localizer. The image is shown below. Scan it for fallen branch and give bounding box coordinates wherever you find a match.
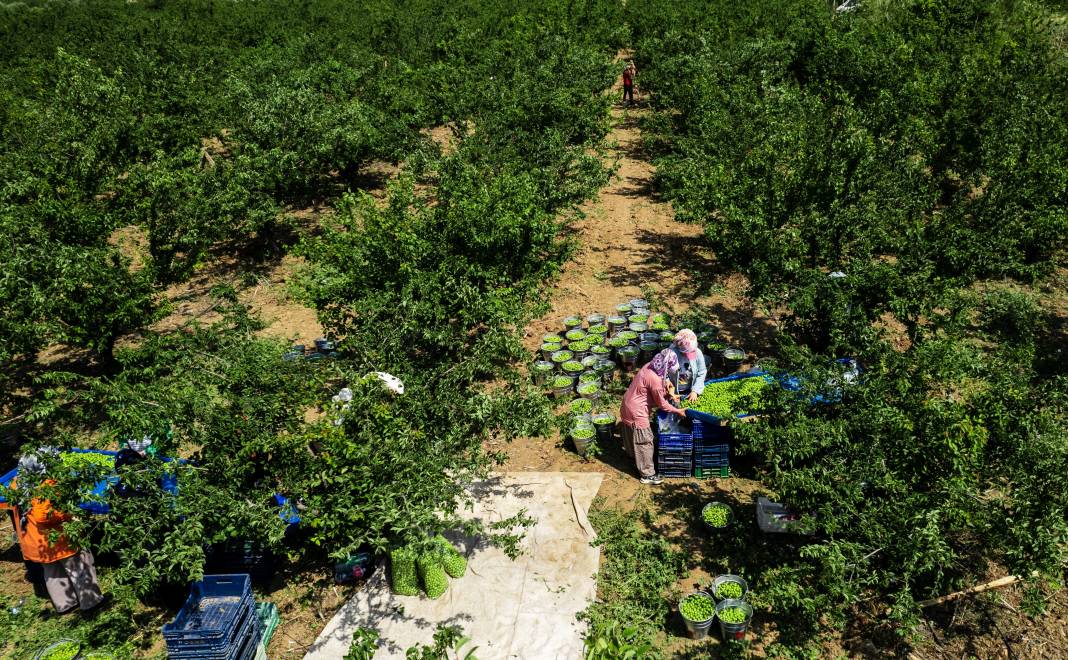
[918,571,1039,609]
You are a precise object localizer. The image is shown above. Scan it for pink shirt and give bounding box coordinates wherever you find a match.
[620,365,683,429]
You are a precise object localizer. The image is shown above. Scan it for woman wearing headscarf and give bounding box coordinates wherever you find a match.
[670,329,707,403]
[11,451,105,614]
[619,349,686,485]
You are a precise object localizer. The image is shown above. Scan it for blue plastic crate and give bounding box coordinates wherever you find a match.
[693,458,729,469]
[658,445,693,456]
[234,614,262,660]
[167,602,256,659]
[657,437,693,452]
[694,455,728,466]
[164,575,254,655]
[694,445,728,459]
[167,600,257,659]
[657,455,691,467]
[660,469,692,478]
[691,417,729,441]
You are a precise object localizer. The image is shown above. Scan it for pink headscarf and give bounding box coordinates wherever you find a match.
[648,349,679,378]
[673,329,699,360]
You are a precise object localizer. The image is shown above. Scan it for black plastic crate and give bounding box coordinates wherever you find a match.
[205,542,277,585]
[656,450,692,462]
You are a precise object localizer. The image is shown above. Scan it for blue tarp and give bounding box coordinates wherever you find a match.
[1,449,298,524]
[661,359,861,429]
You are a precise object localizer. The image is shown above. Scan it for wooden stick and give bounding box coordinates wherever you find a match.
[918,571,1037,609]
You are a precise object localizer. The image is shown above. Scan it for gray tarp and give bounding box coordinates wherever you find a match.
[306,472,604,659]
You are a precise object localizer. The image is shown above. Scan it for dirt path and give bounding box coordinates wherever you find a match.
[503,58,775,512]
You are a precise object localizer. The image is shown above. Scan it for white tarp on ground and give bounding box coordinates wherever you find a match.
[306,472,604,660]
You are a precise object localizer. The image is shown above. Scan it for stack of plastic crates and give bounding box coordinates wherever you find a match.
[164,574,261,660]
[691,416,730,479]
[654,411,693,478]
[205,540,276,585]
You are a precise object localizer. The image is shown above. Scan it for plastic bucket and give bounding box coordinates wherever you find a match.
[593,414,615,443]
[541,343,563,361]
[532,362,555,385]
[679,591,715,640]
[607,316,628,334]
[595,360,616,386]
[702,502,733,531]
[586,313,605,326]
[577,384,602,401]
[562,316,583,332]
[590,345,612,359]
[711,574,749,601]
[565,328,588,342]
[572,425,596,457]
[572,413,593,428]
[552,376,576,398]
[715,599,754,640]
[550,349,573,365]
[722,348,746,372]
[34,640,82,660]
[639,341,659,365]
[569,398,594,416]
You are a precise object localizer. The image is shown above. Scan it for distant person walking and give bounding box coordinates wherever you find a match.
[622,61,636,105]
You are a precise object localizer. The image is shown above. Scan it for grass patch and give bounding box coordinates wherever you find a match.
[580,499,687,659]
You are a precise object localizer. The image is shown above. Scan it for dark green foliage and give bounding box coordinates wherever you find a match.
[580,504,687,659]
[633,0,1068,354]
[629,0,1068,650]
